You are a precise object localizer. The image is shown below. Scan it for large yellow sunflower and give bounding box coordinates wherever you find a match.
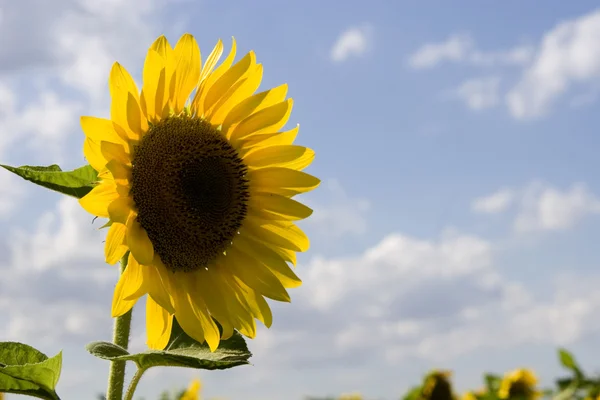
[78,33,319,351]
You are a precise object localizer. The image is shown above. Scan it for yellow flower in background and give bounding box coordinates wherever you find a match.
[421,370,455,400]
[78,33,319,351]
[462,388,486,400]
[179,378,201,400]
[498,369,540,400]
[338,393,363,400]
[462,392,476,400]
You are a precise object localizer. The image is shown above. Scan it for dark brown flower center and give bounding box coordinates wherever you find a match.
[508,381,534,399]
[131,116,249,272]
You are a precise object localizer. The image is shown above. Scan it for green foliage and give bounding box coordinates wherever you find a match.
[0,342,62,400]
[86,318,251,371]
[1,163,98,199]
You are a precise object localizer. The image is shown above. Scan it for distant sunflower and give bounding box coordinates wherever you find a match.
[179,378,201,400]
[498,369,540,400]
[79,33,319,351]
[421,370,455,400]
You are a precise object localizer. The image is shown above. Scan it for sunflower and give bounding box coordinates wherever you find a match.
[78,33,319,351]
[179,378,201,400]
[421,370,455,400]
[498,369,540,400]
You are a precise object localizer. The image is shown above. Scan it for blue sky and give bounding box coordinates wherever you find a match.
[2,1,600,399]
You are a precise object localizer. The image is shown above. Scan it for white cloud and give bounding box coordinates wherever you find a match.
[55,0,165,102]
[514,182,600,233]
[455,76,501,110]
[408,34,532,69]
[0,83,81,161]
[507,9,600,119]
[330,25,371,63]
[0,196,117,349]
[302,230,493,311]
[254,226,600,372]
[408,34,474,69]
[473,182,600,233]
[472,188,515,214]
[9,197,107,272]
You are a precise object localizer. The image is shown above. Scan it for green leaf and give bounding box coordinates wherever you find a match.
[401,385,422,400]
[558,348,584,378]
[484,374,502,393]
[86,318,251,371]
[1,164,98,199]
[559,348,577,369]
[0,342,62,400]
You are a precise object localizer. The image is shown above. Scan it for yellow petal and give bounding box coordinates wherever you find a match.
[172,278,209,347]
[141,49,167,122]
[109,62,147,139]
[244,145,315,171]
[107,196,134,225]
[207,63,263,126]
[112,253,145,317]
[172,34,201,113]
[192,37,236,116]
[126,214,154,265]
[193,270,235,339]
[225,246,290,302]
[248,192,313,221]
[248,167,320,197]
[269,245,297,267]
[101,141,130,166]
[199,39,224,84]
[230,99,293,141]
[79,182,119,218]
[233,278,273,328]
[150,35,174,60]
[189,295,221,352]
[146,295,174,350]
[105,159,132,188]
[83,138,107,172]
[215,268,257,338]
[145,263,176,314]
[105,223,128,265]
[127,91,147,136]
[243,218,309,252]
[222,84,288,134]
[240,124,299,149]
[109,62,141,100]
[235,235,302,288]
[81,116,128,146]
[149,35,175,119]
[204,51,256,114]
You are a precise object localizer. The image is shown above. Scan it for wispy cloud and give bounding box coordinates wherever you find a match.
[330,24,371,63]
[454,76,502,110]
[408,34,532,69]
[472,188,515,214]
[473,182,600,233]
[507,9,600,119]
[514,182,600,233]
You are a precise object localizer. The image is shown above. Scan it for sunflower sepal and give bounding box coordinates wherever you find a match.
[1,163,98,199]
[85,318,251,371]
[0,341,63,400]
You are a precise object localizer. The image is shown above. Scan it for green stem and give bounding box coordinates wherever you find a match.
[123,366,147,400]
[106,254,133,400]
